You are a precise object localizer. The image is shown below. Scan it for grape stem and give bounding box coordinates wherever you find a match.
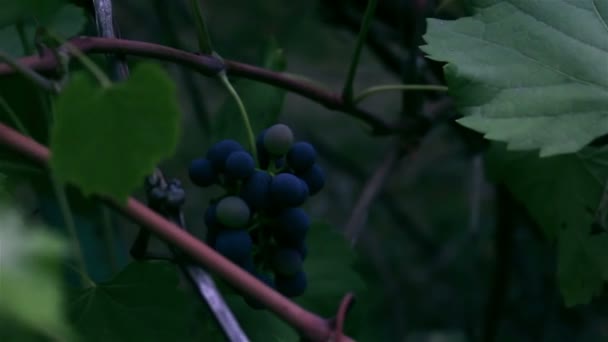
[342,0,379,102]
[0,96,30,136]
[46,31,112,88]
[353,84,449,104]
[218,71,259,166]
[51,175,95,288]
[0,50,58,92]
[188,0,214,54]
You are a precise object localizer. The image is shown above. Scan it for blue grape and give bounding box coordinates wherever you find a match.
[297,164,325,195]
[216,196,251,228]
[275,271,307,297]
[225,151,255,179]
[207,139,244,171]
[272,248,303,276]
[189,158,217,187]
[240,170,272,210]
[270,173,308,207]
[213,230,252,262]
[264,124,294,156]
[273,208,310,244]
[287,142,316,171]
[294,241,308,260]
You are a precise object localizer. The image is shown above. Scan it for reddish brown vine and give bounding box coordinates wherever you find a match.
[0,36,394,135]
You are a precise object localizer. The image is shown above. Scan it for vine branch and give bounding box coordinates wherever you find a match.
[0,122,354,342]
[0,36,394,134]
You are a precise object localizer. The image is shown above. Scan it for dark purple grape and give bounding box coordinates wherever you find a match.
[207,139,244,171]
[287,142,316,171]
[216,196,251,228]
[270,173,308,207]
[189,158,217,187]
[273,208,310,244]
[294,241,308,260]
[240,170,272,210]
[225,151,255,179]
[296,164,325,195]
[213,230,252,262]
[271,248,303,276]
[263,124,293,156]
[275,271,307,297]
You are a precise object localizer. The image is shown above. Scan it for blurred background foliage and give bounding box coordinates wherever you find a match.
[3,0,608,341]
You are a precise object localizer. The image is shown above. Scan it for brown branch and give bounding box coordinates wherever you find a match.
[0,36,394,135]
[0,122,354,342]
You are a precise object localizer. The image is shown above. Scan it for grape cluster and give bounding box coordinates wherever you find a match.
[189,124,325,307]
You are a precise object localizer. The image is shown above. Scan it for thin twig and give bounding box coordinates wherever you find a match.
[342,0,379,101]
[482,186,515,342]
[0,37,394,134]
[0,122,354,342]
[344,145,403,245]
[0,51,58,92]
[307,135,437,252]
[354,83,448,104]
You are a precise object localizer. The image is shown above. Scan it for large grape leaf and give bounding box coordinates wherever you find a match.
[50,63,181,203]
[0,205,74,341]
[421,0,608,156]
[486,143,608,305]
[213,38,287,146]
[68,261,203,342]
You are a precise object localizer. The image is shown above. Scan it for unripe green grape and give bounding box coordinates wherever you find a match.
[215,196,251,228]
[263,124,294,156]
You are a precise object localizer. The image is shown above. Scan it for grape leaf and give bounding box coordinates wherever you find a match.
[222,295,297,342]
[0,4,87,57]
[421,0,608,156]
[0,0,66,28]
[213,38,287,146]
[0,205,74,341]
[296,222,366,316]
[486,143,608,305]
[68,261,200,342]
[50,63,181,203]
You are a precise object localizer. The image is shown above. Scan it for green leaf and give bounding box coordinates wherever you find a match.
[50,63,181,203]
[486,143,608,305]
[0,0,66,29]
[222,295,298,342]
[0,205,74,341]
[68,261,199,342]
[0,4,87,57]
[421,0,608,156]
[213,39,287,145]
[296,222,366,316]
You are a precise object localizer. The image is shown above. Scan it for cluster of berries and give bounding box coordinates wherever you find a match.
[188,124,325,307]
